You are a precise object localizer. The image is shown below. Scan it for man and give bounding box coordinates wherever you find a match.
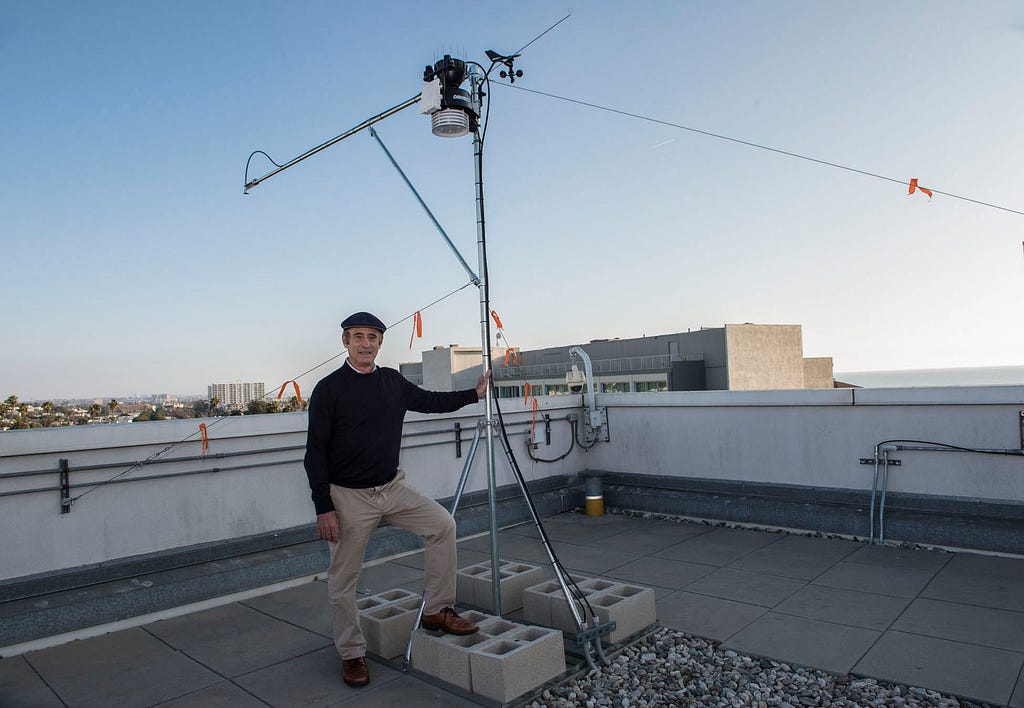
[303,311,490,688]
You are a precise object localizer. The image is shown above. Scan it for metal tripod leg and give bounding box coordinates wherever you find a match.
[403,412,612,673]
[493,420,612,670]
[403,421,485,672]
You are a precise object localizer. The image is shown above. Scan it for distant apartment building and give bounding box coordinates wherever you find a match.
[206,382,265,409]
[399,324,834,397]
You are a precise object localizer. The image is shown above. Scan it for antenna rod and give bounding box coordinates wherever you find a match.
[244,94,420,192]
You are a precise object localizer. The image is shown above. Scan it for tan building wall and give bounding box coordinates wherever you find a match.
[725,324,805,390]
[422,346,500,391]
[803,357,835,389]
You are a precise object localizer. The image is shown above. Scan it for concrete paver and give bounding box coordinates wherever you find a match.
[843,543,953,572]
[147,602,330,677]
[235,646,402,707]
[354,561,424,596]
[683,567,806,607]
[1010,662,1024,708]
[606,555,716,590]
[724,612,881,675]
[616,518,715,539]
[547,540,637,574]
[391,547,490,571]
[7,511,1024,707]
[854,630,1024,707]
[241,578,332,638]
[463,534,552,564]
[892,597,1024,652]
[922,554,1024,613]
[765,534,862,558]
[524,515,635,543]
[728,545,851,580]
[337,674,480,706]
[772,584,911,631]
[23,627,221,708]
[654,527,780,566]
[153,681,269,707]
[585,530,684,554]
[940,552,1024,580]
[0,655,63,708]
[656,590,767,641]
[813,560,940,598]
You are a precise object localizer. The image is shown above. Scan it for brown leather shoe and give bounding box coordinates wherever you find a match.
[421,607,479,635]
[342,656,369,687]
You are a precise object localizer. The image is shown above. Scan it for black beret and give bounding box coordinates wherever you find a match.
[340,311,386,333]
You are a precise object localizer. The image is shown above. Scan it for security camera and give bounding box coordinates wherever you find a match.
[566,364,586,394]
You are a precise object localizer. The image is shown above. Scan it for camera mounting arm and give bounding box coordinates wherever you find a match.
[569,347,608,442]
[243,94,420,193]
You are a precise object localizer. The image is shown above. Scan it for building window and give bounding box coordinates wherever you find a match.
[635,381,668,393]
[546,384,569,395]
[601,381,630,393]
[498,386,520,399]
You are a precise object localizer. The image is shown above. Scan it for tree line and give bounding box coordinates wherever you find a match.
[1,394,307,430]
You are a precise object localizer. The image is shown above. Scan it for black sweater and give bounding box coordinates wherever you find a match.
[303,363,479,515]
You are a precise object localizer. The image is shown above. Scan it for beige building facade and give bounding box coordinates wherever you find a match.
[400,324,834,397]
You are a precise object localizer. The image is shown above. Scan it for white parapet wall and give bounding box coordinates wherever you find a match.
[0,398,582,583]
[1,386,1022,583]
[589,386,1024,502]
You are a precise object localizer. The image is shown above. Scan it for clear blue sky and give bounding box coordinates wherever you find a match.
[3,1,1022,400]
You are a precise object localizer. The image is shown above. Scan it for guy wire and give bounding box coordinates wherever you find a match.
[68,280,476,504]
[498,83,1024,218]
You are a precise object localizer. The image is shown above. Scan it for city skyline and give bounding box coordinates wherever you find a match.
[4,2,1023,400]
[7,362,1024,406]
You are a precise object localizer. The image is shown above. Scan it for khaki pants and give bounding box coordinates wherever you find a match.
[327,471,457,660]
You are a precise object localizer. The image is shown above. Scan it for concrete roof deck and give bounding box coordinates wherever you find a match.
[3,511,1024,707]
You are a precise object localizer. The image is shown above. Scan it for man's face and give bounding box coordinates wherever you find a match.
[343,327,383,371]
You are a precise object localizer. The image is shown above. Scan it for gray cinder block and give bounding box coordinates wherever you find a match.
[476,616,519,639]
[589,583,657,644]
[523,580,561,627]
[469,625,566,702]
[547,576,594,633]
[456,563,489,606]
[355,596,384,612]
[474,561,544,613]
[459,560,546,612]
[359,595,422,659]
[524,575,596,633]
[409,628,444,676]
[356,589,421,659]
[408,612,499,685]
[455,608,488,626]
[435,630,493,691]
[374,588,418,604]
[578,577,618,594]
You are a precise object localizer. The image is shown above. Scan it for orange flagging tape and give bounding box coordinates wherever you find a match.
[909,178,933,199]
[490,310,503,329]
[409,311,422,349]
[503,348,519,366]
[523,382,532,406]
[531,397,539,437]
[199,423,209,456]
[277,380,303,405]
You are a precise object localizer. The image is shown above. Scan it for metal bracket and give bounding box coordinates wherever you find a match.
[1019,410,1023,450]
[454,422,462,459]
[543,414,551,446]
[59,458,71,514]
[859,458,901,466]
[575,621,615,672]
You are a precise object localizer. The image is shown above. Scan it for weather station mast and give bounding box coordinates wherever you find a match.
[243,23,614,672]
